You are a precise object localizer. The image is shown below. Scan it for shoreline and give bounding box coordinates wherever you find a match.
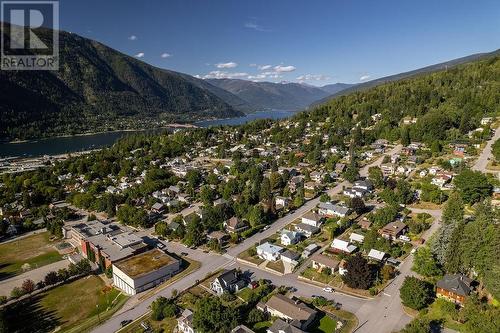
[3,123,200,145]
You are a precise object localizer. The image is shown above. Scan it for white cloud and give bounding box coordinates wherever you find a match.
[244,22,267,32]
[202,70,248,79]
[258,64,272,70]
[296,74,330,82]
[135,52,145,58]
[274,65,296,73]
[216,62,238,69]
[359,75,371,81]
[128,35,137,41]
[161,53,171,58]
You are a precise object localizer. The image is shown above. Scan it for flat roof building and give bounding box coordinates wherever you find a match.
[113,248,181,295]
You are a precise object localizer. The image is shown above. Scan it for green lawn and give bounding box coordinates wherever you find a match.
[309,313,338,333]
[420,299,464,332]
[0,232,63,279]
[301,267,335,284]
[2,275,128,333]
[253,321,272,333]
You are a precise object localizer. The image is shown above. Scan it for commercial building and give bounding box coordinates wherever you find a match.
[112,248,180,295]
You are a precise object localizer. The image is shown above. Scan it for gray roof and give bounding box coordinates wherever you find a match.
[281,250,300,261]
[436,274,473,296]
[295,223,320,234]
[267,319,306,333]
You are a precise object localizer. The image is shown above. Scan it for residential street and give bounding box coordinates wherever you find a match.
[472,125,500,172]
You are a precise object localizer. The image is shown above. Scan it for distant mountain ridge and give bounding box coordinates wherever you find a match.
[313,49,500,106]
[0,23,244,140]
[206,79,353,111]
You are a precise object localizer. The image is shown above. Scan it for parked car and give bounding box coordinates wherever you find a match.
[156,243,165,249]
[181,252,189,256]
[249,281,259,289]
[120,320,132,327]
[323,287,334,293]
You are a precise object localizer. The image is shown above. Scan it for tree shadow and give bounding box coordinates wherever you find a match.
[0,262,15,281]
[2,294,62,332]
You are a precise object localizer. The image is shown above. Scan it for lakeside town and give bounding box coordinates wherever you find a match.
[1,109,499,333]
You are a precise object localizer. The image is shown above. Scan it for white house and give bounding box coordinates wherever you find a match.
[280,230,301,246]
[368,249,386,262]
[177,309,195,333]
[301,212,324,227]
[349,233,365,243]
[318,202,351,217]
[256,242,284,261]
[331,238,357,254]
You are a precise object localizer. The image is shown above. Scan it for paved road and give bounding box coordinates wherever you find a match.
[472,126,500,172]
[92,145,408,333]
[0,259,69,295]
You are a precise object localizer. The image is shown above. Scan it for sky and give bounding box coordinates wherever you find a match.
[54,0,500,85]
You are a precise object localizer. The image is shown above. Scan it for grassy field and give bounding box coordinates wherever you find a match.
[0,232,63,280]
[2,275,128,333]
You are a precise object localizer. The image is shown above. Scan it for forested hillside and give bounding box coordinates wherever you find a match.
[0,24,243,140]
[298,55,500,146]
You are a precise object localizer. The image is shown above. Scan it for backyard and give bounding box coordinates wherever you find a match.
[0,232,63,280]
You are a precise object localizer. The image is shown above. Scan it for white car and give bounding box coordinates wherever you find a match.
[323,287,334,293]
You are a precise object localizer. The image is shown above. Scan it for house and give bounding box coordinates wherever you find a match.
[301,212,324,227]
[368,249,386,262]
[379,220,407,240]
[304,181,319,192]
[231,325,255,333]
[349,232,365,243]
[310,171,323,183]
[480,117,492,125]
[318,202,350,218]
[275,196,290,210]
[256,242,284,261]
[263,294,317,330]
[343,187,366,198]
[266,319,306,333]
[281,230,302,246]
[213,198,229,207]
[331,238,357,254]
[281,250,301,268]
[338,259,348,276]
[207,230,229,245]
[301,243,320,258]
[335,163,346,173]
[151,202,165,214]
[224,217,248,233]
[177,309,195,333]
[381,163,395,176]
[311,253,340,272]
[210,268,247,295]
[294,223,319,238]
[357,217,372,230]
[436,274,473,305]
[353,180,373,191]
[289,176,304,193]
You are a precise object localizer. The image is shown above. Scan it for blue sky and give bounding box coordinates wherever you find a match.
[57,0,499,85]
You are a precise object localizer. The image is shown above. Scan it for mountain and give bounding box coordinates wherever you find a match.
[206,79,349,111]
[0,23,244,140]
[314,49,500,106]
[319,83,354,95]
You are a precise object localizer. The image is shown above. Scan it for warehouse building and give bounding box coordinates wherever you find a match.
[112,249,181,295]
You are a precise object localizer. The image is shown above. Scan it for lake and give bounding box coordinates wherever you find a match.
[0,110,297,158]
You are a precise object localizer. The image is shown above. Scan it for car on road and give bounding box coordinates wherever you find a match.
[262,225,270,231]
[120,320,132,327]
[156,242,165,249]
[181,252,189,256]
[323,287,334,293]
